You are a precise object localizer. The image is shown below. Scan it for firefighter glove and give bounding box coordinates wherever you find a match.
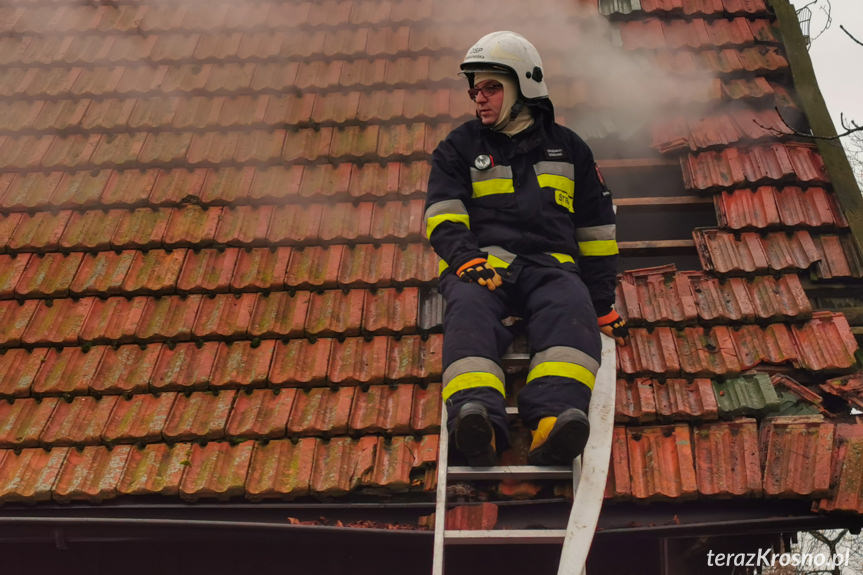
[456,258,503,291]
[597,309,628,345]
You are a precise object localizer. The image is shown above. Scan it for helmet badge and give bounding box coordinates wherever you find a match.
[474,155,493,170]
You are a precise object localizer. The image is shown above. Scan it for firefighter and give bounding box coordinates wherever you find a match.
[424,31,628,467]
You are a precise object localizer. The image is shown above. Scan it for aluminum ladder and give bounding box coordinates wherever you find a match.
[432,334,617,575]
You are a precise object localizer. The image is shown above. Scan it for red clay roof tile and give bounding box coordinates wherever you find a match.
[350,384,414,435]
[91,343,161,395]
[122,248,187,294]
[149,168,207,205]
[102,392,177,443]
[340,58,387,87]
[150,341,218,392]
[53,444,133,502]
[179,440,254,501]
[80,96,137,130]
[225,388,296,439]
[310,435,376,495]
[359,89,406,122]
[0,447,69,502]
[297,163,352,199]
[0,347,47,397]
[761,416,834,497]
[693,418,761,497]
[80,296,149,343]
[135,294,202,342]
[675,326,742,375]
[0,212,23,248]
[8,209,72,252]
[792,311,859,372]
[60,208,125,251]
[321,201,375,242]
[369,436,417,490]
[0,396,58,447]
[231,246,292,291]
[101,169,158,206]
[129,96,180,130]
[0,253,30,297]
[249,165,303,202]
[177,247,240,292]
[371,199,424,241]
[70,251,135,296]
[163,389,236,441]
[192,292,256,339]
[328,336,389,386]
[348,162,400,199]
[269,338,333,387]
[2,172,63,210]
[0,134,55,169]
[287,387,355,437]
[111,207,171,249]
[164,205,222,247]
[171,95,225,130]
[249,291,310,338]
[118,442,192,496]
[386,334,443,382]
[411,382,442,432]
[14,252,83,298]
[247,437,317,501]
[627,423,697,499]
[339,243,396,287]
[138,131,194,164]
[818,424,863,513]
[41,395,117,445]
[295,60,343,90]
[214,205,273,246]
[305,289,365,337]
[285,245,343,288]
[210,339,275,388]
[237,32,284,59]
[328,125,378,159]
[235,129,287,163]
[363,287,419,334]
[378,123,426,157]
[0,299,39,347]
[22,297,95,346]
[200,166,256,204]
[267,203,323,244]
[605,426,631,499]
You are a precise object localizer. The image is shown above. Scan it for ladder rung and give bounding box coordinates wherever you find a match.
[448,465,572,480]
[445,529,566,544]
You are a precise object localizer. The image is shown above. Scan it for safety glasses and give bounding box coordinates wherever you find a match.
[468,82,503,101]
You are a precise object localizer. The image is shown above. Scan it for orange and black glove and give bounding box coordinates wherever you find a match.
[456,258,503,291]
[597,309,628,345]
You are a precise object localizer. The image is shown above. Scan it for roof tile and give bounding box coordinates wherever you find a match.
[386,334,443,382]
[248,165,303,202]
[339,58,387,87]
[248,291,310,338]
[677,326,742,376]
[328,125,379,159]
[149,168,207,205]
[235,129,286,163]
[69,251,135,296]
[817,424,863,513]
[395,243,439,284]
[53,444,132,502]
[411,382,442,432]
[286,387,355,437]
[297,163,353,199]
[0,211,23,249]
[282,126,334,162]
[363,287,419,333]
[0,299,39,347]
[177,247,240,292]
[368,436,416,491]
[627,423,697,500]
[358,89,406,122]
[102,392,177,443]
[80,296,149,343]
[122,248,187,294]
[328,336,390,386]
[215,205,273,246]
[712,373,780,417]
[163,205,222,248]
[245,437,316,500]
[285,245,344,289]
[371,199,424,241]
[128,96,180,130]
[101,169,158,207]
[310,435,376,495]
[150,341,218,392]
[339,243,395,287]
[319,201,374,242]
[210,340,275,389]
[605,426,631,499]
[0,396,59,447]
[22,297,95,346]
[163,389,236,441]
[0,347,48,397]
[80,97,136,130]
[14,252,83,298]
[269,338,333,387]
[231,247,291,292]
[225,388,296,439]
[0,447,69,502]
[792,311,859,371]
[8,209,72,252]
[0,135,55,169]
[378,123,426,157]
[32,98,91,131]
[91,343,161,395]
[111,207,171,250]
[179,440,254,501]
[134,294,203,341]
[171,95,225,130]
[761,416,834,497]
[192,292,256,338]
[693,418,761,497]
[58,208,122,251]
[200,166,256,204]
[267,203,323,244]
[41,395,117,445]
[1,171,64,210]
[617,327,681,375]
[262,93,313,124]
[349,384,414,434]
[304,289,365,337]
[118,442,192,497]
[89,132,148,166]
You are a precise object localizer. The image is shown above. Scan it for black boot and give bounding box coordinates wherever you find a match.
[527,408,590,466]
[452,402,497,467]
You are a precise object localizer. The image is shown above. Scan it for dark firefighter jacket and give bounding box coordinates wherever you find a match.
[424,100,619,316]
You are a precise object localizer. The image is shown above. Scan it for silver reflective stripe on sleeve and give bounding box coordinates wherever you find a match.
[575,224,616,242]
[424,199,470,239]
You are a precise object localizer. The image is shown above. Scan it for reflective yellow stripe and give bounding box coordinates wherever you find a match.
[548,252,575,264]
[426,213,470,239]
[438,259,449,274]
[441,372,506,401]
[526,362,596,390]
[471,179,514,198]
[487,254,510,269]
[536,173,575,195]
[578,239,619,256]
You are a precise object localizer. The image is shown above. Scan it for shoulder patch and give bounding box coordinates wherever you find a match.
[546,148,564,159]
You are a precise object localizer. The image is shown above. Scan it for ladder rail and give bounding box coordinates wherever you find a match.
[432,401,449,575]
[557,333,617,575]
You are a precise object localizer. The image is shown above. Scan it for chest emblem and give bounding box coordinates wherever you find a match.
[474,154,493,170]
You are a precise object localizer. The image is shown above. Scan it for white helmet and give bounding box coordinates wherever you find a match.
[460,31,548,100]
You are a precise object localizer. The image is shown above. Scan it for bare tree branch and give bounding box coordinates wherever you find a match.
[839,24,863,47]
[752,108,863,141]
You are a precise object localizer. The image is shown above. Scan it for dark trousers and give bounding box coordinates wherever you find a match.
[440,262,601,451]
